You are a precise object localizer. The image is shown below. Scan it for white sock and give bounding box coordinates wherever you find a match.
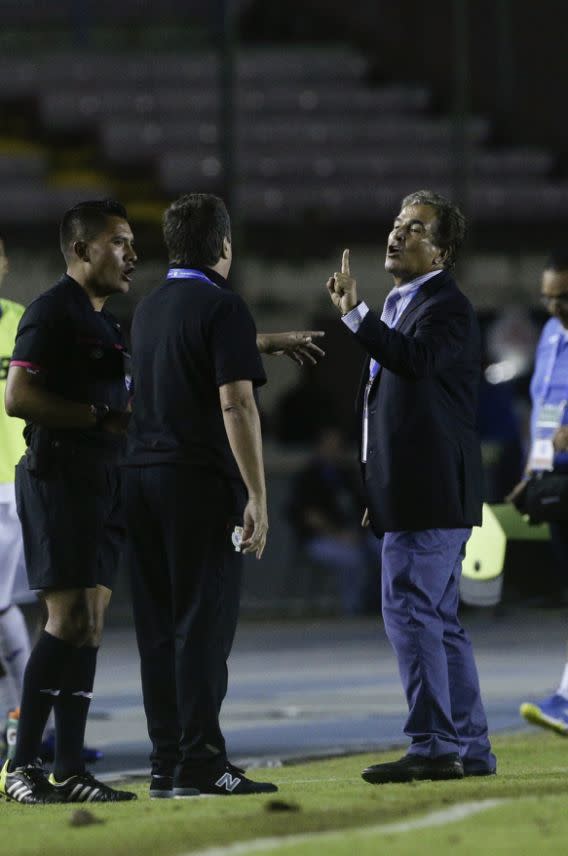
[557,662,568,700]
[0,605,31,707]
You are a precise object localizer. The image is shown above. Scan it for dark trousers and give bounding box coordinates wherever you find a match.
[123,464,244,776]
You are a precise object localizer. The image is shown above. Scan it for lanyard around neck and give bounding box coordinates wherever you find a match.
[166,268,220,288]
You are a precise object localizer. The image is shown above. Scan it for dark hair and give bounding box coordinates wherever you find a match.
[400,189,466,270]
[60,199,128,260]
[162,194,231,267]
[544,250,568,273]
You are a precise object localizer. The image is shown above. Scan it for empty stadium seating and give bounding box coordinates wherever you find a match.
[0,47,566,226]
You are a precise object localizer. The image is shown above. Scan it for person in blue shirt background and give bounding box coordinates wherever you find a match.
[508,251,568,733]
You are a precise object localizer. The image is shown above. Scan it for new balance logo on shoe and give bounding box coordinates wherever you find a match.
[214,772,241,792]
[39,689,61,696]
[71,691,94,699]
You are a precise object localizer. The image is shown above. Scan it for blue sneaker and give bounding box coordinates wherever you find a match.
[520,693,568,736]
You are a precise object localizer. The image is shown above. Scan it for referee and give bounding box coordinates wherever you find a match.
[125,193,321,797]
[0,200,136,804]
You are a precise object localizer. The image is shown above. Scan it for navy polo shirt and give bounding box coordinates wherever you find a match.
[11,274,129,451]
[126,265,266,480]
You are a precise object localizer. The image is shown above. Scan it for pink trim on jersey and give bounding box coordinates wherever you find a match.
[9,360,44,371]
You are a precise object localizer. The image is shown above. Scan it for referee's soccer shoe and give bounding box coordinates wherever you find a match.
[173,761,278,797]
[0,759,65,804]
[48,771,137,802]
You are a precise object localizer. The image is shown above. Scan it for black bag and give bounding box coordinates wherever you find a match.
[514,472,568,523]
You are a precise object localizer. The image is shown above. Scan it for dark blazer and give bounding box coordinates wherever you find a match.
[353,269,483,535]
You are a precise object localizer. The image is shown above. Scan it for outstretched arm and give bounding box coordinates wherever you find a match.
[256,331,325,365]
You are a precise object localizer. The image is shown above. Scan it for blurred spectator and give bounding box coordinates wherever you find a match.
[478,304,540,501]
[286,426,379,614]
[485,304,540,386]
[477,374,525,502]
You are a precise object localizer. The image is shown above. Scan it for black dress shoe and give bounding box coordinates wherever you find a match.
[362,753,464,784]
[462,763,497,777]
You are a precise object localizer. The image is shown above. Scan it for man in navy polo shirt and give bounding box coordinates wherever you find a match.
[125,193,324,798]
[1,200,137,804]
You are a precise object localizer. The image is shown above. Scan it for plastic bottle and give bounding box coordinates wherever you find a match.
[6,708,19,761]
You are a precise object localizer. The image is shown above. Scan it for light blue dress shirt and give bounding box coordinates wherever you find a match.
[529,316,568,472]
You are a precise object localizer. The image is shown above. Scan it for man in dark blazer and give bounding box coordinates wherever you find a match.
[326,189,495,784]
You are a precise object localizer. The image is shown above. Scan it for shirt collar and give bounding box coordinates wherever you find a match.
[169,265,230,291]
[393,268,443,297]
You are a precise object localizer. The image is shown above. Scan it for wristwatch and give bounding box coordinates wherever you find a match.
[89,402,110,428]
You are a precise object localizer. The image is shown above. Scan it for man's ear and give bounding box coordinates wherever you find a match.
[73,240,89,262]
[432,246,448,268]
[221,236,231,260]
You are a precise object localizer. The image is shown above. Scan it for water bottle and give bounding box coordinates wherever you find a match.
[6,709,19,761]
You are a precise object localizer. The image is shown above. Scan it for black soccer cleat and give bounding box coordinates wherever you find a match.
[49,770,137,802]
[0,760,65,804]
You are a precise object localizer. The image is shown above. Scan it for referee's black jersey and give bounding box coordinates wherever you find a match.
[11,275,130,451]
[126,266,266,480]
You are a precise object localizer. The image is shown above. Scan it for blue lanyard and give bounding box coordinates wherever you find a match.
[539,332,565,405]
[166,268,219,288]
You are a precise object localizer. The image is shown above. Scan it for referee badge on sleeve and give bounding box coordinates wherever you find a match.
[231,526,244,552]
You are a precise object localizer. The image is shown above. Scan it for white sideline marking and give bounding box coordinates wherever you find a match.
[180,799,506,856]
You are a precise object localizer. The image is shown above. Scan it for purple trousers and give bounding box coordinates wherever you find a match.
[381,528,495,766]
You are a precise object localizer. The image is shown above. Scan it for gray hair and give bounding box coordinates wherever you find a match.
[401,189,466,270]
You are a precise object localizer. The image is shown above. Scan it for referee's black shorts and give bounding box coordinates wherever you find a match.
[15,444,123,592]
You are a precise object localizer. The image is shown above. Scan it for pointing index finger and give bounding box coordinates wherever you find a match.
[341,248,350,275]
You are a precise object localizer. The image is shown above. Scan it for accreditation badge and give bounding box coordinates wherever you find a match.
[527,401,566,472]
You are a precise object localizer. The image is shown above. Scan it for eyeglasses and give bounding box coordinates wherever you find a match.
[541,294,568,307]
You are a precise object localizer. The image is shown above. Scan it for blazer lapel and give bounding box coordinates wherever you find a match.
[360,271,454,396]
[395,270,451,332]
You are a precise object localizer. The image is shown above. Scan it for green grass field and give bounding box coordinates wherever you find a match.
[2,731,568,856]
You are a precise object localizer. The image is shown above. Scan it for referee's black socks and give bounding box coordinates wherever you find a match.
[12,631,75,769]
[53,644,98,781]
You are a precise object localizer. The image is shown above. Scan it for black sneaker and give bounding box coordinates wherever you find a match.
[173,761,277,797]
[361,753,464,784]
[0,760,64,804]
[149,774,176,799]
[49,771,137,802]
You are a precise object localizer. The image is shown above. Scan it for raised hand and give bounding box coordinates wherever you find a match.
[326,249,358,314]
